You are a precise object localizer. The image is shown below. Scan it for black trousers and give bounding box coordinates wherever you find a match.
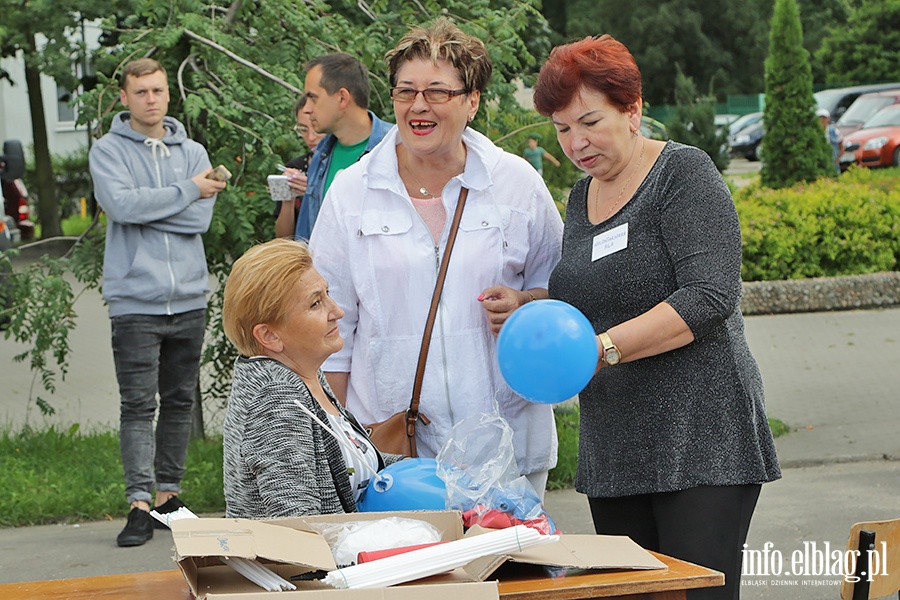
[589,484,761,600]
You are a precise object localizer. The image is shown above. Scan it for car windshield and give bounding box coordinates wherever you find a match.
[729,113,762,136]
[838,96,898,126]
[862,107,900,129]
[814,89,846,114]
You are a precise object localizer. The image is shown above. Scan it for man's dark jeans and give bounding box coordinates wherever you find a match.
[111,310,205,505]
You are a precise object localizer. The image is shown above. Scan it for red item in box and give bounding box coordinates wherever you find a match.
[357,541,450,564]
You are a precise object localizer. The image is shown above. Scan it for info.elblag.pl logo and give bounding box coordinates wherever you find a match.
[742,541,889,585]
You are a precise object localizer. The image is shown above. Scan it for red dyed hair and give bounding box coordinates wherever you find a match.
[534,35,642,117]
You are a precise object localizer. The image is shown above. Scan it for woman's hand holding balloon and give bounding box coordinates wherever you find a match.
[478,285,536,335]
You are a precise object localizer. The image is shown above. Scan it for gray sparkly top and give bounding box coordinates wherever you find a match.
[549,141,781,498]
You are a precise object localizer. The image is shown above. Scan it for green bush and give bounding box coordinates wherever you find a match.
[736,167,900,281]
[24,147,93,223]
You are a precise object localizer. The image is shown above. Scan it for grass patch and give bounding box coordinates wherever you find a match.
[1,411,788,526]
[548,404,579,490]
[768,418,790,437]
[0,424,223,527]
[33,213,106,239]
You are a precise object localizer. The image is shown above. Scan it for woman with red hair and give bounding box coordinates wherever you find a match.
[534,36,781,599]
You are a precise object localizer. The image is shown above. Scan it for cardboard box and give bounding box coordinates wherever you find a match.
[171,510,665,599]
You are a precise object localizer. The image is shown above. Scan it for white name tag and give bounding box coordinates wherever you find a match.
[592,223,629,261]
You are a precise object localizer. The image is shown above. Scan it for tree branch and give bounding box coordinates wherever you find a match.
[493,121,551,145]
[176,56,193,138]
[411,0,431,17]
[183,28,301,94]
[186,57,276,124]
[206,109,275,154]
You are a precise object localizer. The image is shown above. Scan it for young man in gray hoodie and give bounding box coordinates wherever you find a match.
[89,58,227,547]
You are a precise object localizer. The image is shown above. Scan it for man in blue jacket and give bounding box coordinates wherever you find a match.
[89,58,226,547]
[291,53,392,240]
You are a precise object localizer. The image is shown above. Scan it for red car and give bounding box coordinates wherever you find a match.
[840,104,900,168]
[835,90,900,139]
[2,178,34,241]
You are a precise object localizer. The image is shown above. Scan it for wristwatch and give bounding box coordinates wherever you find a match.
[598,332,621,366]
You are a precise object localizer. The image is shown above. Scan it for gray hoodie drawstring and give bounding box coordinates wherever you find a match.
[143,138,171,187]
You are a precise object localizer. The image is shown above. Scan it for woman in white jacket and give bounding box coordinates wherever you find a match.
[309,18,563,496]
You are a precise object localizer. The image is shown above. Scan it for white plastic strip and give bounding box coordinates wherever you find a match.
[149,505,198,527]
[220,556,297,592]
[323,524,557,589]
[293,398,381,480]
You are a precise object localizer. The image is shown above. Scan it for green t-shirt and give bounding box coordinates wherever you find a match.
[523,146,545,170]
[325,137,370,193]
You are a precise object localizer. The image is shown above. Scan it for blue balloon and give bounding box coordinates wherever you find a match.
[497,299,598,404]
[357,458,447,512]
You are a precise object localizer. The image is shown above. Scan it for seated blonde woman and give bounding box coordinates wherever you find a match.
[222,238,402,518]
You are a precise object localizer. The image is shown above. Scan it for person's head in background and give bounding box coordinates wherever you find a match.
[119,58,170,137]
[223,239,344,373]
[294,96,324,151]
[816,107,831,129]
[302,53,371,136]
[527,133,542,149]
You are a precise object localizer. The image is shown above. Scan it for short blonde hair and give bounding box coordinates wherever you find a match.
[223,239,314,357]
[386,17,493,94]
[120,58,166,89]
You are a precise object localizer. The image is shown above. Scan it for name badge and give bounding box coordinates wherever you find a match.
[592,223,628,262]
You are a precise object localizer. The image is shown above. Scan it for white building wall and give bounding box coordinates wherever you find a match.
[0,22,102,159]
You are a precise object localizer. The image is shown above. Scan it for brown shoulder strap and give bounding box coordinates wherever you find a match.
[406,187,469,441]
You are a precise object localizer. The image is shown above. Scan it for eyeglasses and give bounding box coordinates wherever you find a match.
[293,124,310,136]
[390,87,468,104]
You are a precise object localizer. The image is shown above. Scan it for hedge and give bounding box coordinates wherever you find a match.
[735,167,900,281]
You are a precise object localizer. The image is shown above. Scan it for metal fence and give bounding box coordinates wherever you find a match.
[647,93,765,124]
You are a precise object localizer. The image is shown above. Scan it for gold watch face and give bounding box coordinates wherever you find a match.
[605,347,621,365]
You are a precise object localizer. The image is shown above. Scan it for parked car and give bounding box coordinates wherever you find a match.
[728,112,763,137]
[726,85,900,162]
[1,140,25,252]
[1,139,26,329]
[729,120,764,161]
[0,197,16,252]
[714,113,739,135]
[3,178,33,241]
[839,104,900,169]
[835,90,900,138]
[0,195,13,329]
[814,83,900,124]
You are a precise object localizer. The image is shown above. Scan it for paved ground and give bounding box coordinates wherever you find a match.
[725,155,763,187]
[3,227,900,597]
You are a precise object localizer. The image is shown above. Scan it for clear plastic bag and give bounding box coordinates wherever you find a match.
[436,414,558,535]
[306,517,442,566]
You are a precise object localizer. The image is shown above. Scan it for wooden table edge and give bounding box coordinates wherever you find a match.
[496,552,724,599]
[0,552,723,600]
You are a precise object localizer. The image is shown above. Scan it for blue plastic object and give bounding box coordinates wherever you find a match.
[357,458,447,512]
[497,299,598,404]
